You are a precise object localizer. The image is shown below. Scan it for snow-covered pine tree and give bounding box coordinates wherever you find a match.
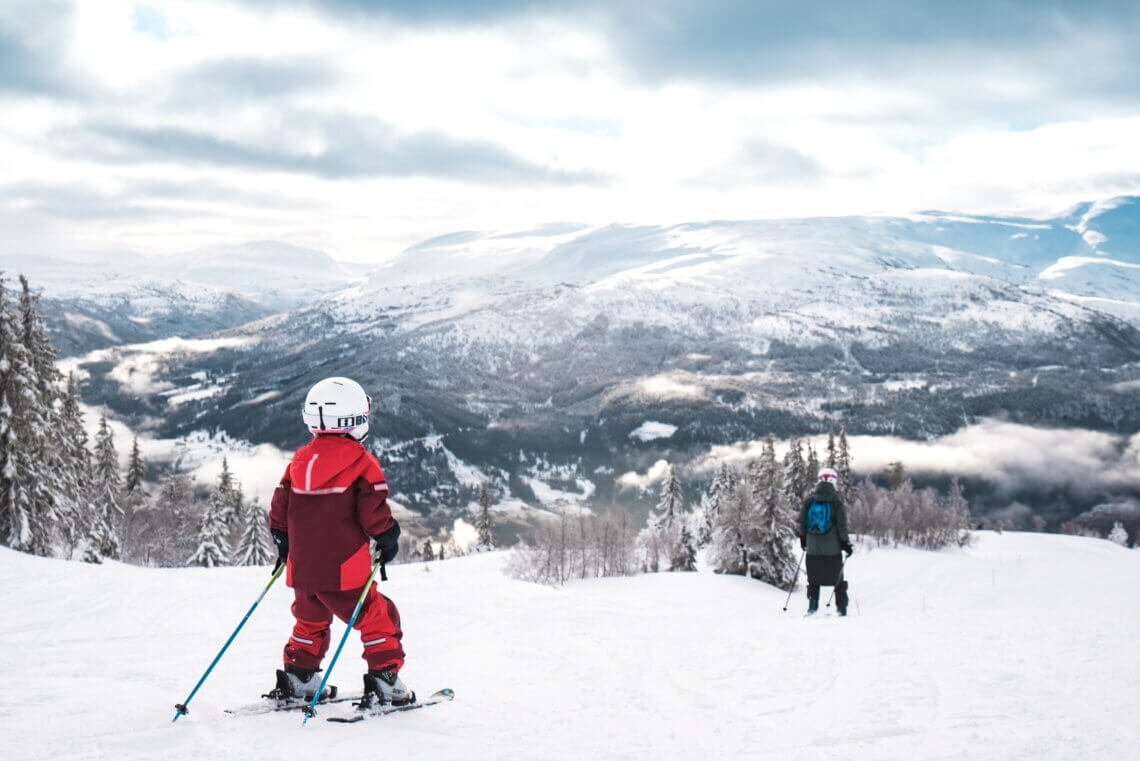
[836,428,853,495]
[188,479,231,568]
[17,276,66,554]
[214,457,240,527]
[57,372,93,553]
[125,437,146,494]
[805,441,820,484]
[746,435,798,588]
[826,429,837,469]
[0,276,56,556]
[783,438,807,505]
[1108,521,1128,546]
[708,481,753,575]
[90,411,124,559]
[474,481,496,551]
[140,470,197,566]
[653,464,684,532]
[234,495,273,566]
[945,476,972,547]
[671,523,697,571]
[642,464,684,571]
[696,462,737,547]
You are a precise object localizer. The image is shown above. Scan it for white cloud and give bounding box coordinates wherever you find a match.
[693,419,1140,494]
[4,2,1140,261]
[617,458,672,490]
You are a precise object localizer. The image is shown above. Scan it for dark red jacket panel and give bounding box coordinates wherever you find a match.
[269,435,395,592]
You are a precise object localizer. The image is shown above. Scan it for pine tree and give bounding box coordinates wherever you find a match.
[708,482,752,575]
[1108,521,1128,546]
[17,275,66,554]
[188,484,231,568]
[474,481,496,551]
[642,464,684,571]
[783,438,807,505]
[214,457,240,527]
[0,276,56,556]
[58,373,93,539]
[147,471,197,566]
[125,437,146,494]
[671,523,697,571]
[234,496,273,566]
[826,429,837,469]
[90,411,124,559]
[746,435,799,588]
[805,441,820,485]
[836,428,853,495]
[697,463,737,547]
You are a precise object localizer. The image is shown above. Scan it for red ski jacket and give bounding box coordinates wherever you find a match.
[269,435,396,592]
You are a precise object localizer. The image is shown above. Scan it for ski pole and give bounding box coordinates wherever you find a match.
[173,562,285,722]
[825,555,848,608]
[302,562,386,725]
[782,549,805,611]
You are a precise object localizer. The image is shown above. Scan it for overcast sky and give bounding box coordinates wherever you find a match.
[4,0,1140,262]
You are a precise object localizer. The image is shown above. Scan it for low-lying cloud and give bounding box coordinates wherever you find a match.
[686,419,1140,496]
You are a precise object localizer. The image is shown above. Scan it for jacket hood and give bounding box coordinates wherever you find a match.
[289,435,368,491]
[813,481,839,500]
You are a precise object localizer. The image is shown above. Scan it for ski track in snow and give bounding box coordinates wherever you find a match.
[1,533,1137,760]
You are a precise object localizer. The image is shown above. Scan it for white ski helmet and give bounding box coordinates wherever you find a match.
[302,377,371,442]
[817,467,839,484]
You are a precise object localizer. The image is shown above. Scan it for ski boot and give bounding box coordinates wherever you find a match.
[806,597,819,615]
[357,667,415,711]
[263,665,336,704]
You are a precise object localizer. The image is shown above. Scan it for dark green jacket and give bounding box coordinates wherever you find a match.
[798,482,849,556]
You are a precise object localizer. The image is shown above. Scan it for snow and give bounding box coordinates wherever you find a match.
[1,532,1137,760]
[628,421,679,441]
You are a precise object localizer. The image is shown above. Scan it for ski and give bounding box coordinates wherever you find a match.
[326,688,455,723]
[224,688,351,717]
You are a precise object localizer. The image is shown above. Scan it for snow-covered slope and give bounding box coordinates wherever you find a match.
[1,532,1136,760]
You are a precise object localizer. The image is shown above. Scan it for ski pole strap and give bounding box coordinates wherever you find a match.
[381,563,388,582]
[172,563,285,723]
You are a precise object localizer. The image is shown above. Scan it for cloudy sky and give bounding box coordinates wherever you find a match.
[4,0,1140,263]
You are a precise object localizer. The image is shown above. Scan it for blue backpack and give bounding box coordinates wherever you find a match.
[806,500,833,534]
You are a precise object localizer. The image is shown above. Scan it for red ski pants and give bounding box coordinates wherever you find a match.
[284,583,405,673]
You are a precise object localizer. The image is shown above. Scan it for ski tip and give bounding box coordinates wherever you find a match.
[433,688,455,701]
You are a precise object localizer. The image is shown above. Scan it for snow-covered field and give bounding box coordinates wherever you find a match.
[2,532,1137,760]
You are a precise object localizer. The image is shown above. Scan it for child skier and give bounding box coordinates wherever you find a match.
[797,467,853,616]
[266,376,412,709]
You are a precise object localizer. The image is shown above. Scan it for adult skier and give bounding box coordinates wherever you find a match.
[266,377,412,709]
[797,467,853,616]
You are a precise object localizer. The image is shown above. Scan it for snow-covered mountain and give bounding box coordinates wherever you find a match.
[39,198,1140,527]
[6,241,361,355]
[3,533,1137,760]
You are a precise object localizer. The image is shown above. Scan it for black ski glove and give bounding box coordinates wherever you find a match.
[271,529,289,573]
[841,541,854,558]
[372,522,401,565]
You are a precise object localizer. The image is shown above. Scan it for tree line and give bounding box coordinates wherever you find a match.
[0,272,273,567]
[513,430,976,587]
